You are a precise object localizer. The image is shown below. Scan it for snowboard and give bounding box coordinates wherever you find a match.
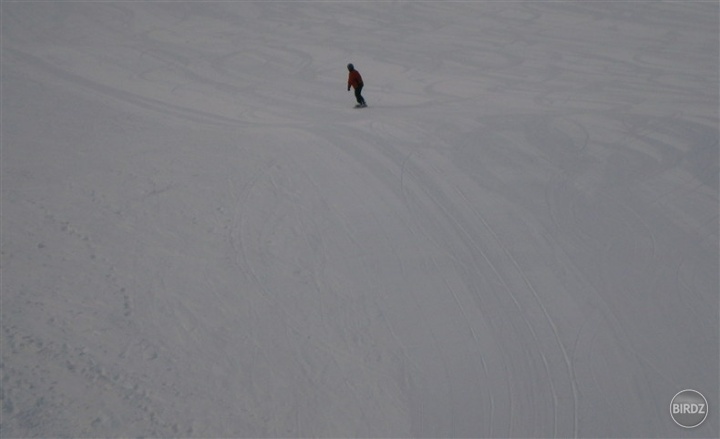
[354,103,368,108]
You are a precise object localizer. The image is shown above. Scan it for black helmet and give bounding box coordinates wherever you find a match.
[347,63,354,71]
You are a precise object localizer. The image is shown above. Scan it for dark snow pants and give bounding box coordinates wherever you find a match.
[354,85,365,105]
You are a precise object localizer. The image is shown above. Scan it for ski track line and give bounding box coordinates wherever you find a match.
[542,167,663,434]
[415,151,587,437]
[347,198,426,380]
[397,152,505,436]
[227,157,408,394]
[430,253,495,437]
[227,162,273,347]
[406,207,500,437]
[550,187,676,397]
[273,136,444,436]
[381,139,500,437]
[455,184,579,439]
[401,157,528,437]
[292,141,429,385]
[287,149,433,436]
[335,133,466,437]
[296,167,360,318]
[5,48,255,129]
[370,228,429,437]
[357,203,449,438]
[543,165,691,424]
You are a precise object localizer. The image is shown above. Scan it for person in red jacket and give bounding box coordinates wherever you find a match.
[347,63,367,107]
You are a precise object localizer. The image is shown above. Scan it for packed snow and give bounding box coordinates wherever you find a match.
[1,1,718,438]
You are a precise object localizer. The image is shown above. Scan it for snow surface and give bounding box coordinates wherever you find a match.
[1,1,718,438]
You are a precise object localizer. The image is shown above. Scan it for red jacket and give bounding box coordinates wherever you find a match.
[348,70,363,89]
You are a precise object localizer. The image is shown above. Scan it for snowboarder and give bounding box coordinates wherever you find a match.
[347,63,367,108]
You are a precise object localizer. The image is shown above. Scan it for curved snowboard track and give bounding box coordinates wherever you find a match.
[2,1,718,438]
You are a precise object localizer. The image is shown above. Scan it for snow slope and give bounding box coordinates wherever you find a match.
[1,1,718,437]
